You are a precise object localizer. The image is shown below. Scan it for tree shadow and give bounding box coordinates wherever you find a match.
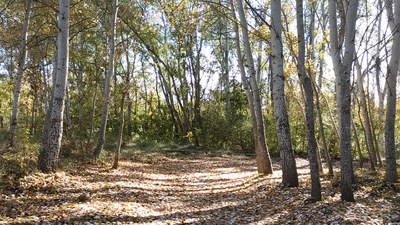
[6,155,395,224]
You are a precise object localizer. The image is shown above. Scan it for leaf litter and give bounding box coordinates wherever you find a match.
[1,156,399,224]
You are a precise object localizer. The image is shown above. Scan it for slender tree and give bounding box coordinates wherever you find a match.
[113,91,125,169]
[93,0,119,158]
[375,0,386,120]
[328,0,359,201]
[384,0,400,183]
[312,0,333,175]
[233,0,273,174]
[355,58,376,171]
[296,0,321,200]
[270,0,298,186]
[38,0,70,172]
[8,0,33,147]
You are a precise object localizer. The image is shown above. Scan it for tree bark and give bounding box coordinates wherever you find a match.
[315,86,333,176]
[8,0,33,147]
[86,77,98,151]
[93,0,119,158]
[64,82,71,139]
[355,59,376,170]
[375,0,386,121]
[367,99,383,167]
[222,19,230,118]
[38,0,70,172]
[188,34,202,147]
[113,93,125,169]
[121,32,133,139]
[232,0,273,174]
[41,61,49,113]
[351,112,363,168]
[30,84,38,135]
[77,35,85,141]
[296,0,321,200]
[384,0,400,183]
[312,4,334,176]
[270,0,298,186]
[328,0,358,202]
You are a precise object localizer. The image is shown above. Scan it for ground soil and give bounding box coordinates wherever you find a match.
[1,154,399,224]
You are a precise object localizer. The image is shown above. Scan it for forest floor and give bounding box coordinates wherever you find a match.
[1,148,400,224]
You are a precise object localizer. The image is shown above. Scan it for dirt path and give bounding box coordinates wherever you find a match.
[1,156,399,224]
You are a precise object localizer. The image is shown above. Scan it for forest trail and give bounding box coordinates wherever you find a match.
[1,155,399,224]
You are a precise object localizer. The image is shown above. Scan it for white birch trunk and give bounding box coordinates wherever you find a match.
[8,0,33,147]
[38,0,70,172]
[231,0,273,174]
[355,59,377,170]
[113,93,125,169]
[384,0,400,183]
[296,0,321,200]
[271,0,298,187]
[328,0,358,202]
[93,0,119,158]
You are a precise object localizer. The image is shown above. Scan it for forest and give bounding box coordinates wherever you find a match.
[0,0,399,224]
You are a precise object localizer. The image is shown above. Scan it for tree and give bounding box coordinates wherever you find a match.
[93,0,119,158]
[270,0,298,186]
[384,0,400,183]
[38,0,70,172]
[328,0,359,202]
[232,0,273,174]
[8,0,33,147]
[354,58,377,171]
[296,0,321,200]
[113,90,125,169]
[312,0,334,176]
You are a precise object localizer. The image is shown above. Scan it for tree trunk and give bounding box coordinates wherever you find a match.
[372,0,384,168]
[190,36,202,147]
[8,0,33,147]
[367,99,383,167]
[328,0,358,202]
[296,0,321,200]
[315,87,333,176]
[143,68,148,133]
[86,78,98,151]
[355,59,377,170]
[31,87,38,135]
[113,93,125,169]
[127,94,132,138]
[312,4,334,176]
[270,0,298,186]
[41,61,49,113]
[93,0,119,158]
[0,101,3,128]
[121,32,133,139]
[156,64,182,141]
[375,0,386,121]
[232,0,273,174]
[41,51,58,160]
[384,0,400,183]
[351,113,363,168]
[222,20,230,118]
[64,82,71,139]
[38,0,70,173]
[77,35,84,140]
[317,86,340,141]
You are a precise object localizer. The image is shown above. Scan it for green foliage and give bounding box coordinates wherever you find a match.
[263,110,279,156]
[200,83,256,153]
[200,101,231,148]
[0,128,39,184]
[0,78,12,126]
